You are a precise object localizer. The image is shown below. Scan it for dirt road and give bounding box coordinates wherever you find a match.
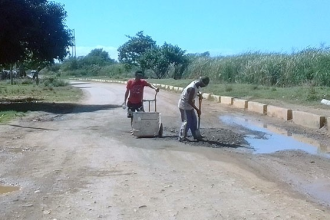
[1,81,330,220]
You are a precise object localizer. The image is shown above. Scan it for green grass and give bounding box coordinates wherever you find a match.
[148,78,330,108]
[0,79,83,123]
[184,48,330,87]
[0,111,26,123]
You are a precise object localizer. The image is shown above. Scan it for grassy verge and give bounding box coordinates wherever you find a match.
[148,79,330,108]
[0,111,26,123]
[0,78,83,123]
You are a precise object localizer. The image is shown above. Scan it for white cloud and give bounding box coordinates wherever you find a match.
[73,45,118,60]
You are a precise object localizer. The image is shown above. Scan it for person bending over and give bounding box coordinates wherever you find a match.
[178,76,209,141]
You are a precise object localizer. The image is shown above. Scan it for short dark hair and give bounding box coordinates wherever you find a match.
[135,70,143,77]
[199,76,209,86]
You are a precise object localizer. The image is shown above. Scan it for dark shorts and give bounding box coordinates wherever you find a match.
[127,102,144,118]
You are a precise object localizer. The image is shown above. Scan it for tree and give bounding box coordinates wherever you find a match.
[139,43,189,79]
[139,46,169,78]
[161,43,189,79]
[0,0,73,66]
[118,31,156,68]
[118,31,189,78]
[81,48,116,66]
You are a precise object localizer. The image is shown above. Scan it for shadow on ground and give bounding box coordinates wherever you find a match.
[0,100,120,114]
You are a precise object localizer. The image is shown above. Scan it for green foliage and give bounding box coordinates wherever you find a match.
[21,79,34,85]
[47,63,61,72]
[60,57,79,71]
[184,46,330,87]
[0,111,25,123]
[117,31,190,79]
[306,85,318,101]
[139,46,169,78]
[161,43,189,79]
[225,85,233,92]
[0,79,82,102]
[149,78,330,107]
[81,48,116,66]
[57,42,330,88]
[42,77,68,87]
[98,64,128,78]
[125,40,189,79]
[57,48,118,78]
[0,0,72,65]
[118,31,156,68]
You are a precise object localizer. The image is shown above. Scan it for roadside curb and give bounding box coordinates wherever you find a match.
[70,78,329,134]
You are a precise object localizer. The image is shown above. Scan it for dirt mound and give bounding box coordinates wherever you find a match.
[161,127,249,149]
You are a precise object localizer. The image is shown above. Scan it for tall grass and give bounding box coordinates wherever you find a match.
[184,46,330,87]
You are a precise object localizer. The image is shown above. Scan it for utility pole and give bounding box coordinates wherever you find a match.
[71,29,76,58]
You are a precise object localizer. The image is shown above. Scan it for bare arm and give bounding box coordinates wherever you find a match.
[124,88,129,104]
[147,82,160,92]
[187,87,200,115]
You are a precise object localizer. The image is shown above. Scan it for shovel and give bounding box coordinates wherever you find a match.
[195,95,203,139]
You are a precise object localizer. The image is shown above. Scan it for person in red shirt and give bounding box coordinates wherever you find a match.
[123,70,160,125]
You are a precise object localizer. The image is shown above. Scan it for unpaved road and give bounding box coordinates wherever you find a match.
[1,81,330,220]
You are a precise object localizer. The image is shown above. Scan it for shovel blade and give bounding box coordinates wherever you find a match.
[195,129,202,138]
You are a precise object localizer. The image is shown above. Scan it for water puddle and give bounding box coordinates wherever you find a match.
[0,185,20,195]
[220,115,330,158]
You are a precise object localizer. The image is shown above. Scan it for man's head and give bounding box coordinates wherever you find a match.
[135,70,143,80]
[198,76,209,87]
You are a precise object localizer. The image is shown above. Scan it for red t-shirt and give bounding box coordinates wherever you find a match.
[127,79,149,104]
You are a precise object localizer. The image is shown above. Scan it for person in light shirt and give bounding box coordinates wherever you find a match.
[178,76,209,142]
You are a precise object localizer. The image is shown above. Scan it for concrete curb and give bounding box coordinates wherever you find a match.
[292,111,326,129]
[221,96,234,105]
[267,105,292,121]
[248,101,267,115]
[233,98,248,109]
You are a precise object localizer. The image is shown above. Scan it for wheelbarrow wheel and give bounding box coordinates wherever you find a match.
[158,123,163,138]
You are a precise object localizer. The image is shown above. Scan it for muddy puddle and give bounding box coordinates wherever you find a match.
[220,115,330,158]
[0,185,19,195]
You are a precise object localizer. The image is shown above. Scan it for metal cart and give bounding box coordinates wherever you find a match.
[132,92,163,138]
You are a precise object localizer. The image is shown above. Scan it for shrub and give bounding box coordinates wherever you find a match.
[42,77,68,87]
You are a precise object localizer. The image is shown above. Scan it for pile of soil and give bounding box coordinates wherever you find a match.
[162,127,249,149]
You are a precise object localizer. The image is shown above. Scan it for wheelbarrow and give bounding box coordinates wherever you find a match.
[131,92,163,138]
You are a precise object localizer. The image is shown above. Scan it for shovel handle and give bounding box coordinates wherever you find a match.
[197,95,202,129]
[198,95,202,114]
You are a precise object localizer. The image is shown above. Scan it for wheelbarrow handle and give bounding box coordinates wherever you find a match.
[154,91,158,112]
[198,95,202,114]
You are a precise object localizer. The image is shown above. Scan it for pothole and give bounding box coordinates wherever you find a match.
[220,115,330,158]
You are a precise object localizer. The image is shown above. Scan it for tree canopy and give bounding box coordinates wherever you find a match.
[0,0,73,66]
[118,31,190,78]
[81,48,116,66]
[118,31,156,67]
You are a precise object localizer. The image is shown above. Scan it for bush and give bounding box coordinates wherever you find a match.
[42,77,68,87]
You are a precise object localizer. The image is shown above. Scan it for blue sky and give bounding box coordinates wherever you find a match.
[56,0,330,59]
